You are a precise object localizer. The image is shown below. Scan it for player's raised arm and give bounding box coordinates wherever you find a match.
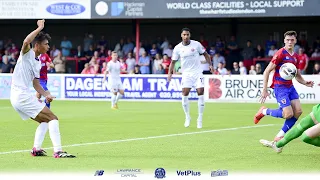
[22,20,45,54]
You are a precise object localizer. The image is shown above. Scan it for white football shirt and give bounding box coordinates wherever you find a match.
[11,50,41,92]
[107,60,121,81]
[172,40,205,74]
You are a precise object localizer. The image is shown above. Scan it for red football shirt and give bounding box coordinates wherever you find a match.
[270,47,299,88]
[39,53,52,80]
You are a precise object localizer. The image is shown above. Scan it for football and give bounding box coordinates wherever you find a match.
[279,63,297,80]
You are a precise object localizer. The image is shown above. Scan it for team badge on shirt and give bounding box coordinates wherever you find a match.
[281,98,286,104]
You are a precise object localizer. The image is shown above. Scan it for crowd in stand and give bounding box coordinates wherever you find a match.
[1,33,320,75]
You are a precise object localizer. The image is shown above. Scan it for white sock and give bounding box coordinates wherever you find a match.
[198,95,204,121]
[33,122,48,150]
[276,130,285,137]
[48,120,62,152]
[111,94,117,107]
[262,108,268,115]
[115,93,123,103]
[182,95,190,119]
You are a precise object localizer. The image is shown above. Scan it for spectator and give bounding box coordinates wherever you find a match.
[212,52,225,70]
[163,44,173,58]
[126,52,136,74]
[162,54,171,74]
[114,38,125,57]
[214,36,224,53]
[9,43,19,55]
[133,42,146,57]
[313,63,320,74]
[217,62,228,75]
[154,64,165,74]
[311,48,320,58]
[226,35,239,70]
[255,63,263,74]
[93,64,100,74]
[312,37,320,52]
[123,37,134,56]
[101,62,107,74]
[298,48,309,74]
[255,44,265,58]
[268,45,277,57]
[249,65,257,75]
[50,45,60,59]
[0,55,13,73]
[98,46,107,58]
[60,36,72,57]
[149,43,158,58]
[97,35,107,49]
[133,65,141,74]
[138,52,150,74]
[53,52,66,73]
[160,37,169,54]
[105,50,112,62]
[83,33,93,52]
[199,34,209,49]
[239,61,247,75]
[73,45,85,58]
[8,53,17,69]
[81,63,91,74]
[231,62,240,74]
[119,57,128,74]
[153,53,163,74]
[265,34,277,56]
[85,45,95,59]
[209,45,216,57]
[242,40,255,69]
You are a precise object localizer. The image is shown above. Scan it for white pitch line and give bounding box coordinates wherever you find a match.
[0,124,275,155]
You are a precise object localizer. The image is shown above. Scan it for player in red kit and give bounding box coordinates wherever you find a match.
[36,53,54,108]
[254,31,314,143]
[297,48,309,74]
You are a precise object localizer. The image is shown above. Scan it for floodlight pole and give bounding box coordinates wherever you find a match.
[135,19,140,63]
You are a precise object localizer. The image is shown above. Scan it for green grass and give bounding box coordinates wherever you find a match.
[0,100,318,173]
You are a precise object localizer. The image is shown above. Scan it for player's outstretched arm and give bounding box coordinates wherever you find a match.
[167,60,176,82]
[22,20,45,54]
[260,62,277,103]
[203,51,213,72]
[296,70,314,87]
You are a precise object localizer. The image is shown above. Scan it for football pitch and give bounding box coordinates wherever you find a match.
[0,100,319,173]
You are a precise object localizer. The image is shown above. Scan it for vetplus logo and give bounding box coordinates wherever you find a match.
[176,170,201,176]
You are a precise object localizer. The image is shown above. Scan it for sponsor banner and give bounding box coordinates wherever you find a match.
[0,0,90,19]
[91,0,320,19]
[64,75,198,100]
[0,74,62,99]
[206,75,320,103]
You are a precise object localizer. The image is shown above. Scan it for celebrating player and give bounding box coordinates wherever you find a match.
[103,51,124,109]
[167,28,213,128]
[36,52,54,108]
[10,20,75,158]
[261,104,320,153]
[254,31,314,141]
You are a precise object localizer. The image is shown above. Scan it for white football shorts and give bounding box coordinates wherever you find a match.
[181,73,205,89]
[10,88,45,120]
[108,79,124,93]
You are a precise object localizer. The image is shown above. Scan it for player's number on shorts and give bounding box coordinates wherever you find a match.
[200,78,204,83]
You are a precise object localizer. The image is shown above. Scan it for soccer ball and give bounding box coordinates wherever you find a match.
[279,63,297,80]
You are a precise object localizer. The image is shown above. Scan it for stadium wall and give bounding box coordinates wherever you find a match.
[1,74,319,103]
